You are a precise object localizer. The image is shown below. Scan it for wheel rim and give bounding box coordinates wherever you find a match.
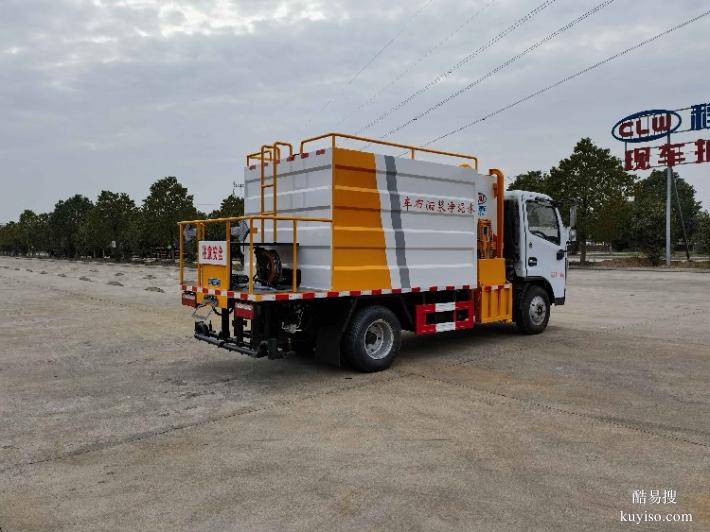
[528,295,547,326]
[363,319,394,360]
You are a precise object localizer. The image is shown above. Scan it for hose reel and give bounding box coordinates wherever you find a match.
[253,247,301,288]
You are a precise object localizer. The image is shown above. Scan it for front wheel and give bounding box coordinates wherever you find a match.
[343,305,401,372]
[516,285,550,334]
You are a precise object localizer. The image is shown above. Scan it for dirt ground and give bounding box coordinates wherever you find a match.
[0,256,708,531]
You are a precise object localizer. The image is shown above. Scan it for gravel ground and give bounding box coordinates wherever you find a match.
[0,256,708,531]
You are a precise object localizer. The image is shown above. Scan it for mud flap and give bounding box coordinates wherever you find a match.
[315,326,343,367]
[314,298,358,368]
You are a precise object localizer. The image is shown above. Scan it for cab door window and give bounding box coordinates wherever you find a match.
[526,201,560,245]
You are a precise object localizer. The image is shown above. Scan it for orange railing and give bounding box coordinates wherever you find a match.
[178,214,331,294]
[298,132,479,169]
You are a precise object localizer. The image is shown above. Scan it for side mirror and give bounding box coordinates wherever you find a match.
[569,206,577,229]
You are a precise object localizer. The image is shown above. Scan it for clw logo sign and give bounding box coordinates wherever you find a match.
[611,109,682,143]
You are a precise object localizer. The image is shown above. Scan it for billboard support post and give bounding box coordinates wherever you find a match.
[666,133,672,266]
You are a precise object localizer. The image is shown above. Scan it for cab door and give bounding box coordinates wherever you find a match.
[523,197,566,301]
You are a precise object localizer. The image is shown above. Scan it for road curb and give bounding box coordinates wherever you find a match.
[569,264,710,273]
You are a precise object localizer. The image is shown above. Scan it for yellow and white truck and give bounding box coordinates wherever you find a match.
[178,133,568,371]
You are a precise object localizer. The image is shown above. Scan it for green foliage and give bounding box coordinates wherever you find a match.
[629,191,665,265]
[210,193,244,219]
[141,177,199,256]
[78,191,138,258]
[626,171,702,261]
[548,138,636,261]
[48,195,93,257]
[507,170,550,195]
[634,170,702,241]
[508,138,636,261]
[1,178,242,260]
[696,211,710,255]
[204,193,245,240]
[0,221,21,254]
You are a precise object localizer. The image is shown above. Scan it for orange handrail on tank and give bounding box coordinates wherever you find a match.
[299,132,478,169]
[489,168,505,258]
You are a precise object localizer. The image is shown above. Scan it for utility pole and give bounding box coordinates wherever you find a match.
[665,133,672,266]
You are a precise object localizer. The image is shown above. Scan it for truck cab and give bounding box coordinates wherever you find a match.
[504,190,568,333]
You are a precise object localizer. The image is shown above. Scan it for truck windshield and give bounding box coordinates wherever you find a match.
[526,201,560,245]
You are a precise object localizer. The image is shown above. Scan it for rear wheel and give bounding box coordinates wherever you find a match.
[343,305,401,372]
[516,284,550,334]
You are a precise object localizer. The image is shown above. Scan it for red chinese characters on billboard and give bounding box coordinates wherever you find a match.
[624,138,710,170]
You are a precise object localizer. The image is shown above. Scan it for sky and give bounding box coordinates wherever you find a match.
[1,0,709,222]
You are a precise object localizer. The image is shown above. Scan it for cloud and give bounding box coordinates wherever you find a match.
[1,0,709,220]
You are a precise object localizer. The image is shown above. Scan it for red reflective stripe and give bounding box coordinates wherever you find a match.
[300,152,309,159]
[415,299,473,335]
[316,149,326,155]
[371,289,382,295]
[415,303,436,334]
[249,165,256,170]
[411,287,421,293]
[391,288,401,294]
[226,291,234,298]
[287,155,295,161]
[349,290,361,297]
[239,293,249,300]
[302,292,315,299]
[327,291,339,297]
[275,294,290,301]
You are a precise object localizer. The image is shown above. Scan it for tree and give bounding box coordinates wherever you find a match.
[141,177,198,258]
[48,195,93,257]
[35,213,51,254]
[17,210,38,254]
[0,222,21,255]
[79,191,137,258]
[547,138,636,263]
[210,193,244,219]
[628,170,702,264]
[203,193,245,240]
[126,208,146,257]
[629,189,665,265]
[633,170,702,246]
[10,210,50,256]
[697,211,710,255]
[507,170,550,195]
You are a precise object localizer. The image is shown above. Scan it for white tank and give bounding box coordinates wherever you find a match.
[244,147,498,292]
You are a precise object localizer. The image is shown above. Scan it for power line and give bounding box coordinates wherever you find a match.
[423,9,710,147]
[344,0,436,89]
[333,0,497,129]
[301,0,435,134]
[353,0,559,135]
[380,0,616,139]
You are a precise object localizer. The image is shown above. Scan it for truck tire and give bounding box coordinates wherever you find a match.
[343,305,401,372]
[516,284,550,334]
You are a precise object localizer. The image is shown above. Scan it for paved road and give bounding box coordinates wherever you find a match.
[0,257,708,531]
